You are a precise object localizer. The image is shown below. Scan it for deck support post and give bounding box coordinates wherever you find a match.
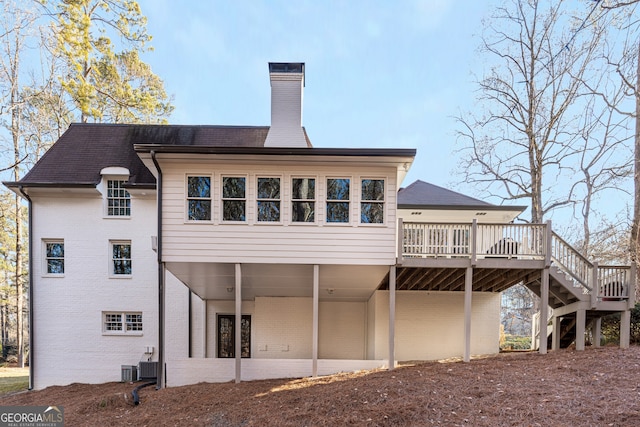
[593,317,602,347]
[388,265,396,371]
[576,309,586,351]
[312,265,319,377]
[539,267,550,354]
[551,315,561,351]
[235,263,242,383]
[463,266,473,362]
[620,309,631,349]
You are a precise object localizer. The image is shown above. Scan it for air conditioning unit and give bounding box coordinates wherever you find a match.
[121,365,138,382]
[138,361,158,380]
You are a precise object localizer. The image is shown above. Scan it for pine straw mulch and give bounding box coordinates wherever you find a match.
[2,346,640,426]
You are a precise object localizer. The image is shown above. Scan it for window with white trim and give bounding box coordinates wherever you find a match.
[103,312,143,334]
[111,241,132,276]
[360,179,385,224]
[44,240,64,274]
[326,178,350,223]
[222,176,246,221]
[292,178,315,223]
[187,176,211,221]
[107,180,131,216]
[257,177,281,222]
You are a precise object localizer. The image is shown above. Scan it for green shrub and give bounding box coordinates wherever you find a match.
[601,303,640,345]
[501,334,531,350]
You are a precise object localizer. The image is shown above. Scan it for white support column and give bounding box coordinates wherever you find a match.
[235,263,242,383]
[576,309,586,351]
[388,266,396,370]
[620,309,631,349]
[203,299,208,358]
[463,267,473,362]
[312,265,319,377]
[539,268,549,355]
[551,315,561,351]
[593,317,602,348]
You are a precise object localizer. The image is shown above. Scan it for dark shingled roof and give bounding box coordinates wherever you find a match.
[398,180,525,211]
[10,123,291,187]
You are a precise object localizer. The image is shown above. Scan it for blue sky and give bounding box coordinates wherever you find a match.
[137,0,494,194]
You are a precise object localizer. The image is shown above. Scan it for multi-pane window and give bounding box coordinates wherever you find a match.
[360,179,385,224]
[111,241,132,275]
[107,180,131,216]
[187,176,211,221]
[326,178,350,223]
[104,312,143,334]
[45,241,64,274]
[257,177,281,222]
[222,177,246,221]
[292,178,315,223]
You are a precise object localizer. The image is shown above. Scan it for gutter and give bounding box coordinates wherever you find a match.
[17,186,33,390]
[150,152,164,389]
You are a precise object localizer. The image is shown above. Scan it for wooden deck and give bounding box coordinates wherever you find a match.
[381,220,635,311]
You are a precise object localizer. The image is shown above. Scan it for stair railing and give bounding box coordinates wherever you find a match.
[549,231,593,296]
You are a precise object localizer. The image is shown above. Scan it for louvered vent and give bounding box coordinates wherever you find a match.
[138,361,158,380]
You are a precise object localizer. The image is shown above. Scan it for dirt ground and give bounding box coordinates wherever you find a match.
[1,346,639,426]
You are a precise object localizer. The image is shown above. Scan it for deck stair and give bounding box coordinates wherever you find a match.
[392,220,635,351]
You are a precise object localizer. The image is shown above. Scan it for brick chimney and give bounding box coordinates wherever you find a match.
[264,62,308,147]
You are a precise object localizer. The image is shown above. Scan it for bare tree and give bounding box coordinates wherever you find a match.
[0,0,68,367]
[456,0,616,224]
[573,72,633,257]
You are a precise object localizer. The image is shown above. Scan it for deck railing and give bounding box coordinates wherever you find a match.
[598,266,632,301]
[401,221,547,259]
[550,232,592,295]
[399,220,633,303]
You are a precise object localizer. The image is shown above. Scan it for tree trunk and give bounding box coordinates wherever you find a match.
[10,34,24,368]
[632,40,640,301]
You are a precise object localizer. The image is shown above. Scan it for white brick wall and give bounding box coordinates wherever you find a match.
[371,290,501,361]
[254,297,312,358]
[319,301,366,359]
[31,192,159,389]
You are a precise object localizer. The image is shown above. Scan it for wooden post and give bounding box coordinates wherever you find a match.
[544,221,552,268]
[471,219,477,266]
[620,309,631,349]
[312,265,319,377]
[388,266,396,370]
[397,218,404,263]
[591,262,599,309]
[593,317,602,348]
[551,315,561,351]
[629,263,637,310]
[539,267,550,354]
[463,267,473,362]
[576,309,586,351]
[235,263,242,383]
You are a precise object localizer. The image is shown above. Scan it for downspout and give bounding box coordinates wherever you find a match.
[188,290,192,358]
[17,186,33,390]
[150,152,164,389]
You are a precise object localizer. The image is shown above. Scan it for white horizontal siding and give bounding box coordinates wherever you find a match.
[160,162,399,265]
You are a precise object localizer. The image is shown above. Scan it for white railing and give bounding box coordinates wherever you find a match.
[400,220,632,303]
[401,221,546,259]
[478,223,546,258]
[598,266,631,301]
[550,232,592,294]
[403,222,472,257]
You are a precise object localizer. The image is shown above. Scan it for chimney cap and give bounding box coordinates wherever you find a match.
[269,62,305,74]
